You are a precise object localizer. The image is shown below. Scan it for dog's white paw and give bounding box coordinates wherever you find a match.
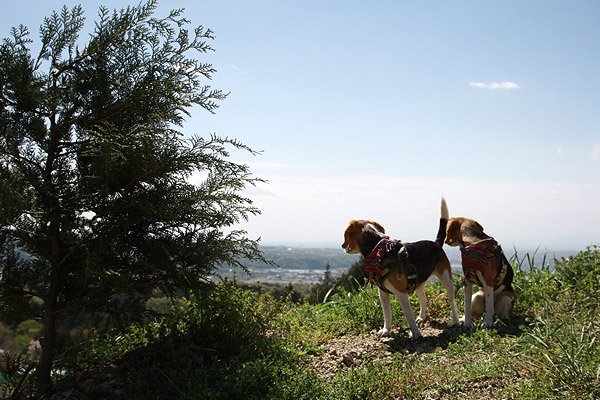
[416,316,426,324]
[481,319,494,329]
[409,331,422,340]
[378,328,390,337]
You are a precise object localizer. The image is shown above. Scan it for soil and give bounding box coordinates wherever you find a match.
[304,321,454,379]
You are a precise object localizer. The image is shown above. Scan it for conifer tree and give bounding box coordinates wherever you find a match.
[0,1,265,395]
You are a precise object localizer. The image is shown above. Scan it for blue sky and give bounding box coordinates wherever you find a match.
[3,1,599,252]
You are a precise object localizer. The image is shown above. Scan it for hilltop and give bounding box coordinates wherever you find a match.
[18,246,596,399]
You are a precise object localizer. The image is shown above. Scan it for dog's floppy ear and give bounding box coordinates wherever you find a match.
[460,217,484,235]
[342,220,362,251]
[445,217,461,245]
[366,220,385,234]
[445,217,485,246]
[468,219,484,232]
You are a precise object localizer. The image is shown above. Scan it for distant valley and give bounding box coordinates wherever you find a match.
[219,245,577,284]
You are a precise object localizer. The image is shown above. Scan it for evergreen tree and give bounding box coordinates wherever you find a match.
[0,1,266,395]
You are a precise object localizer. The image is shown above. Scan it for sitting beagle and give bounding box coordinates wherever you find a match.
[445,215,515,329]
[341,198,459,339]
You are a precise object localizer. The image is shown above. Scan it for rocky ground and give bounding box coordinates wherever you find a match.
[304,322,452,379]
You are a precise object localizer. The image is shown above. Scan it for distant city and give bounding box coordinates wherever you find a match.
[219,245,579,284]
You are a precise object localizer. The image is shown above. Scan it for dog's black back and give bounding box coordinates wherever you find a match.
[403,240,445,283]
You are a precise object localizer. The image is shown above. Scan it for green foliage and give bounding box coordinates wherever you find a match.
[15,247,596,399]
[308,263,334,304]
[554,244,600,298]
[523,307,600,398]
[274,283,388,351]
[14,320,42,350]
[326,286,385,333]
[274,247,600,399]
[0,323,19,353]
[511,248,555,314]
[308,260,368,304]
[0,352,36,399]
[62,282,321,399]
[519,245,600,399]
[0,0,267,394]
[327,360,402,400]
[74,282,279,368]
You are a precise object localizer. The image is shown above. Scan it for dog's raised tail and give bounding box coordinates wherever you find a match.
[436,196,449,246]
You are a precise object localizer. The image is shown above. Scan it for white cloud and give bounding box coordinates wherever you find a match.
[234,172,600,251]
[469,81,520,90]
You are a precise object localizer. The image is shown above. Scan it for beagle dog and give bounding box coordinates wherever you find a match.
[341,198,459,339]
[445,215,515,329]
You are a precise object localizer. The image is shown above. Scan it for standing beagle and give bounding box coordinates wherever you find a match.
[341,198,459,339]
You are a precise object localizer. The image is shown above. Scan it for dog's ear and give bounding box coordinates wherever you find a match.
[342,220,362,250]
[469,219,484,232]
[366,220,385,234]
[462,218,484,234]
[445,218,461,244]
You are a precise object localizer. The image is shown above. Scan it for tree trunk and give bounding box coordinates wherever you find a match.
[37,216,62,398]
[36,176,63,398]
[36,286,58,398]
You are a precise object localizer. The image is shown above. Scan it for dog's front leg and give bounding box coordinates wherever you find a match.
[462,280,473,328]
[377,288,392,336]
[396,291,422,339]
[476,270,495,328]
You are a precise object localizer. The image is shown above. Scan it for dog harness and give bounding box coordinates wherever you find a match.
[363,236,417,294]
[461,238,508,291]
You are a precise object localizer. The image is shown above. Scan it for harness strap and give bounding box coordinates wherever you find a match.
[398,246,417,294]
[363,238,417,294]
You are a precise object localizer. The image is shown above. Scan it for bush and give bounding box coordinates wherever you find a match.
[520,246,600,399]
[58,281,323,399]
[511,249,555,314]
[554,244,600,299]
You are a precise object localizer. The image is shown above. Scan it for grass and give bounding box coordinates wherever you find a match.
[516,245,600,399]
[3,245,599,399]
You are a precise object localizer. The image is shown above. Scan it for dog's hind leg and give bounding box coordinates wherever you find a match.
[470,290,485,319]
[377,288,393,336]
[462,280,474,328]
[439,269,460,326]
[476,270,495,328]
[395,291,422,339]
[495,292,514,322]
[415,284,428,323]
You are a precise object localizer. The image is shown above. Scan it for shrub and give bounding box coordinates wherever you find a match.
[554,244,600,299]
[521,246,600,399]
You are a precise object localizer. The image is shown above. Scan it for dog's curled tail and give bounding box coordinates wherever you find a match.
[435,196,449,246]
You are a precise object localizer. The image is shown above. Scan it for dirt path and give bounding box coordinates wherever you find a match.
[305,321,453,379]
